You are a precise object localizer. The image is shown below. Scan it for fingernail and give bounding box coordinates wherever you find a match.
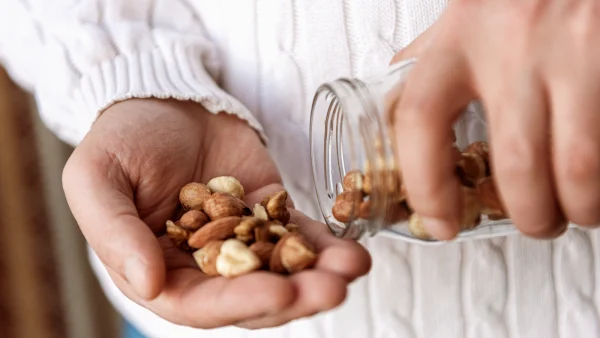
[124,257,148,298]
[421,217,458,241]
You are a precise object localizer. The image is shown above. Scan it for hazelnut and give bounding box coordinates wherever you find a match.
[207,176,245,199]
[203,192,250,220]
[179,210,209,231]
[179,183,212,211]
[270,233,316,274]
[465,141,490,170]
[342,170,364,192]
[216,239,261,278]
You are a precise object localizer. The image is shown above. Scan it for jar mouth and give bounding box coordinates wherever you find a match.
[309,81,363,239]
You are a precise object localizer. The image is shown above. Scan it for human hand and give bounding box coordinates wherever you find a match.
[389,0,600,240]
[62,99,371,328]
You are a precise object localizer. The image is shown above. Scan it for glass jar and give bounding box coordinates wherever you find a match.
[309,58,520,244]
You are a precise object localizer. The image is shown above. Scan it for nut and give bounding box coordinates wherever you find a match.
[363,173,373,195]
[254,224,271,242]
[179,183,212,211]
[166,220,192,250]
[179,210,209,231]
[457,152,487,187]
[476,177,507,218]
[358,200,371,219]
[192,240,224,276]
[332,191,363,223]
[207,176,245,199]
[203,192,250,220]
[270,233,316,274]
[188,216,241,249]
[465,141,490,171]
[261,191,290,223]
[407,214,431,240]
[249,241,275,269]
[269,223,289,239]
[383,202,411,224]
[216,239,261,278]
[461,187,482,230]
[285,223,300,233]
[234,217,265,243]
[253,204,269,221]
[342,170,364,191]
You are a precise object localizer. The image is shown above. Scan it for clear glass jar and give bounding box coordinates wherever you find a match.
[309,59,521,244]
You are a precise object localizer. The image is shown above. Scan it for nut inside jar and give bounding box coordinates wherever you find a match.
[331,141,508,240]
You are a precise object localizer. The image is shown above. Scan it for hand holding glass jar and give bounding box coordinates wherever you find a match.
[310,0,599,243]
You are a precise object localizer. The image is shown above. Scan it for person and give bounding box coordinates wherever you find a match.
[1,0,599,337]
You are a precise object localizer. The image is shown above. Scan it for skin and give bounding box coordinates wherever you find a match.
[390,0,600,240]
[62,99,371,329]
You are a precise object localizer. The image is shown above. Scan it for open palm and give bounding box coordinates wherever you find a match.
[62,99,371,329]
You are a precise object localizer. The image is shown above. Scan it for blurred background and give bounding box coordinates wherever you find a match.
[0,67,122,337]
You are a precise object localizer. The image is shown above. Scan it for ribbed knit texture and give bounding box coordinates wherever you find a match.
[3,1,600,337]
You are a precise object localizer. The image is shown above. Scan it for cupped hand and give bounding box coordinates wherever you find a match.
[62,99,371,329]
[390,0,600,240]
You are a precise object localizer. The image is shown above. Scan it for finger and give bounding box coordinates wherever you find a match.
[63,150,166,300]
[290,210,371,281]
[550,75,600,227]
[485,71,565,238]
[390,23,440,64]
[235,271,348,329]
[392,51,474,239]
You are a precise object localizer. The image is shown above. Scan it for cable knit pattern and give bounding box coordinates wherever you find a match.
[4,1,600,338]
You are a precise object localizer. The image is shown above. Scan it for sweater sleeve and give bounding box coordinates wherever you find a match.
[0,0,265,146]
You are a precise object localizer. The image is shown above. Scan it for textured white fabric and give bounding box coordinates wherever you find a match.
[2,1,600,338]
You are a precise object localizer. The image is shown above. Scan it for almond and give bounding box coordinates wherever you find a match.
[188,216,241,249]
[192,240,224,276]
[179,210,209,231]
[270,233,316,274]
[249,242,275,269]
[179,183,212,211]
[203,192,250,220]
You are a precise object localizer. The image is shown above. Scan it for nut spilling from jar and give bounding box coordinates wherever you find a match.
[166,177,317,277]
[331,141,508,240]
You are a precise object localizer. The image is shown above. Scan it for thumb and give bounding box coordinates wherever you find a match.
[63,150,166,300]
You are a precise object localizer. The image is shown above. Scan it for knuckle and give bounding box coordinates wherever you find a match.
[494,137,539,178]
[557,138,599,184]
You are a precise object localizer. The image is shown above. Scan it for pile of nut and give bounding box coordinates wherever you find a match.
[166,176,317,277]
[332,141,507,240]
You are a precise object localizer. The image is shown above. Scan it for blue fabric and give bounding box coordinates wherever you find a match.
[123,320,147,338]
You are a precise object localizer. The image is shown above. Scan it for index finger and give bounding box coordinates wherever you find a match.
[392,50,474,240]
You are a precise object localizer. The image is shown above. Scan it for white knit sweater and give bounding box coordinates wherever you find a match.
[2,1,600,338]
